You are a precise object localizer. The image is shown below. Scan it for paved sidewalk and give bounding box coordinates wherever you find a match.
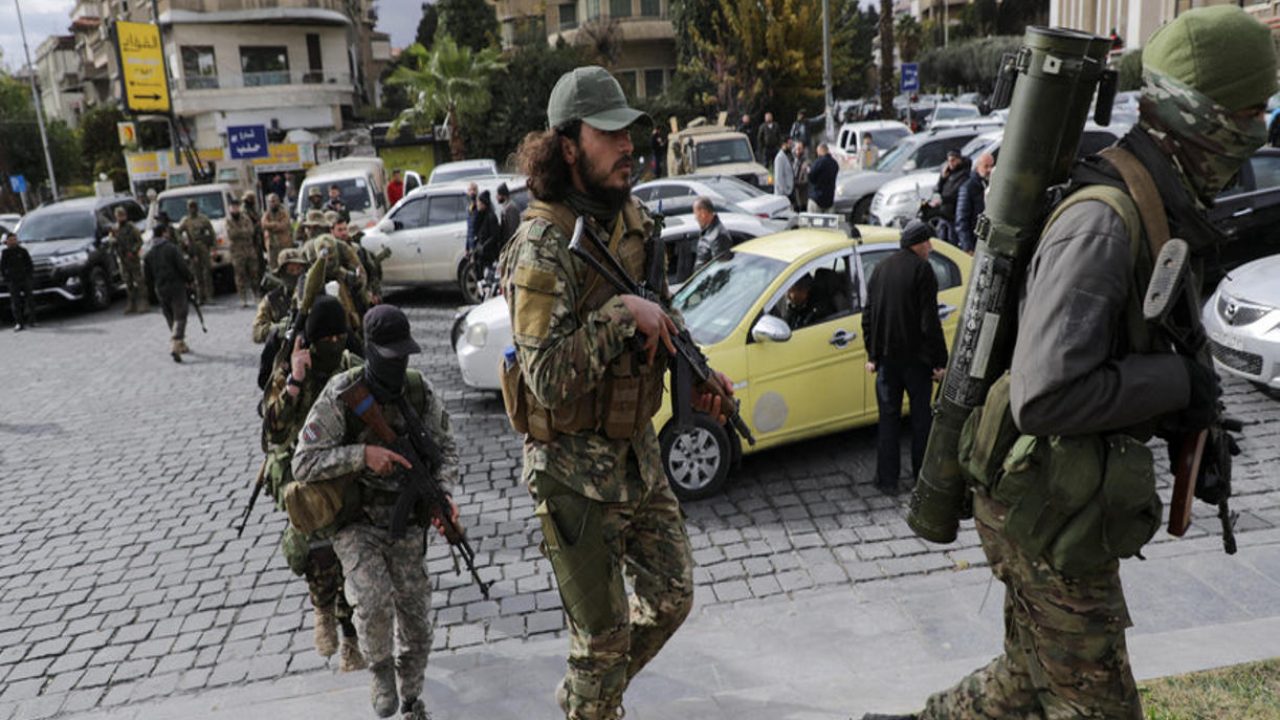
[56,530,1280,720]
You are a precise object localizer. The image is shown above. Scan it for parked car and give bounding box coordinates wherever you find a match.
[1202,253,1280,396]
[428,159,499,185]
[450,201,784,391]
[828,120,912,170]
[667,117,771,189]
[360,176,528,303]
[922,102,982,129]
[151,183,239,277]
[0,195,145,311]
[297,157,393,230]
[832,126,987,222]
[0,213,21,236]
[634,174,792,219]
[1208,147,1280,288]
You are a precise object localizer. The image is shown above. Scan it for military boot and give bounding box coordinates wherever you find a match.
[170,339,183,363]
[176,339,191,354]
[370,660,399,718]
[313,607,338,657]
[338,635,366,672]
[124,297,136,315]
[400,697,432,720]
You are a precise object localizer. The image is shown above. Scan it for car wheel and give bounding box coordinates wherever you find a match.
[85,266,112,311]
[457,259,482,305]
[853,196,873,224]
[450,312,467,351]
[659,414,732,501]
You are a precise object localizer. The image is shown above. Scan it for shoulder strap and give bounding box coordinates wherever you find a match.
[404,369,427,413]
[339,377,397,443]
[524,200,577,239]
[1098,146,1170,259]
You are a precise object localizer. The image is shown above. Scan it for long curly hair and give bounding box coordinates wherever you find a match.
[516,122,581,203]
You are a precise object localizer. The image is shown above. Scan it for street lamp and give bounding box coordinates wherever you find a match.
[13,0,61,202]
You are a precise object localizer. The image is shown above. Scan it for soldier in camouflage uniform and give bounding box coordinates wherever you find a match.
[292,305,459,720]
[107,206,148,314]
[262,192,294,272]
[262,295,365,670]
[302,211,367,334]
[296,186,326,245]
[241,190,266,285]
[862,8,1276,720]
[253,249,309,344]
[501,66,731,720]
[226,199,260,307]
[178,199,216,303]
[332,214,383,310]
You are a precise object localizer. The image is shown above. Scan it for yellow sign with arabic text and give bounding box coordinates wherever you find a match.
[116,21,171,114]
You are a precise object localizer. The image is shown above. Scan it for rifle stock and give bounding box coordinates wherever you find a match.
[1168,429,1206,537]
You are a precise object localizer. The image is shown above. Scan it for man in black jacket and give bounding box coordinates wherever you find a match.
[144,223,195,362]
[931,150,971,224]
[806,143,840,213]
[954,152,994,252]
[1,232,36,331]
[861,220,948,494]
[693,196,731,271]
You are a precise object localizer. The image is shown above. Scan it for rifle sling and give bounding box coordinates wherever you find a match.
[1098,147,1170,258]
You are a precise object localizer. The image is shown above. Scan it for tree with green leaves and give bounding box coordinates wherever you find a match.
[896,13,923,62]
[387,34,505,161]
[0,72,80,205]
[437,0,499,52]
[77,106,129,190]
[835,3,878,101]
[466,41,589,161]
[415,2,439,49]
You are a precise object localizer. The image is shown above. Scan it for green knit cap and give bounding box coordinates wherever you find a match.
[1143,5,1278,112]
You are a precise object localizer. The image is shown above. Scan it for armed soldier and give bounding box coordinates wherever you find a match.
[178,199,217,304]
[863,7,1274,719]
[253,249,309,344]
[333,214,385,308]
[296,187,325,245]
[143,223,194,362]
[108,206,148,314]
[262,192,294,271]
[262,295,365,670]
[226,198,260,307]
[501,66,731,720]
[241,190,266,285]
[302,212,367,333]
[292,305,458,720]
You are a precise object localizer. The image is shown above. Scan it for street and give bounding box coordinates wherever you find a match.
[1,290,1279,719]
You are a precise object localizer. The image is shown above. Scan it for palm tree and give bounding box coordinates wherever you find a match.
[387,34,505,161]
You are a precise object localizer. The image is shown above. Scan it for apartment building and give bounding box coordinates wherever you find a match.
[1049,0,1280,49]
[33,35,86,128]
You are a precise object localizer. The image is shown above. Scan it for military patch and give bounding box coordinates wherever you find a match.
[528,220,550,240]
[302,421,320,444]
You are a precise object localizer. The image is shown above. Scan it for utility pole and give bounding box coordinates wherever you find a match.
[822,0,834,143]
[14,0,61,202]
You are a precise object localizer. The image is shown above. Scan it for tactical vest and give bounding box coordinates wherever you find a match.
[500,199,666,443]
[956,147,1171,577]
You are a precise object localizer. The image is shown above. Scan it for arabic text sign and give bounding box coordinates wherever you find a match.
[227,125,270,160]
[117,22,171,113]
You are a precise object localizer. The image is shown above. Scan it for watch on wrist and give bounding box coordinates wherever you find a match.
[286,375,303,388]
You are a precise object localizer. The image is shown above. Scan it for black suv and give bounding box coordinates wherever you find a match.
[1,195,146,311]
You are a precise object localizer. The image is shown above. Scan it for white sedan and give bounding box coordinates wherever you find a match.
[634,175,792,219]
[1203,253,1280,396]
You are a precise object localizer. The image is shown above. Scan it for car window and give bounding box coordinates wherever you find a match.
[426,193,467,225]
[120,202,146,222]
[862,247,962,292]
[652,184,695,201]
[871,128,911,150]
[17,210,97,242]
[160,192,226,221]
[839,129,852,150]
[701,178,758,204]
[695,138,754,167]
[431,166,495,184]
[1249,154,1280,190]
[767,254,857,331]
[915,136,975,169]
[673,252,788,345]
[312,179,373,212]
[392,197,428,229]
[633,186,658,202]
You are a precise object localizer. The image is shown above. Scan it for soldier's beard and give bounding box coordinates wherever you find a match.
[578,150,632,212]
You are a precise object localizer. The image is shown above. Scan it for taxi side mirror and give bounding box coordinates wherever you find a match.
[751,314,792,343]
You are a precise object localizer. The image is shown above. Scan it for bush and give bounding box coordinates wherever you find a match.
[919,35,1022,94]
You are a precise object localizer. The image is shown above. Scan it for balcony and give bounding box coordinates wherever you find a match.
[160,0,347,12]
[171,69,354,116]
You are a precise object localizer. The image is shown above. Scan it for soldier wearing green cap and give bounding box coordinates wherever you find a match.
[861,8,1276,720]
[500,66,733,720]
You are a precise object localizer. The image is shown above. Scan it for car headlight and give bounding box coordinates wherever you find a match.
[50,250,89,268]
[885,191,916,207]
[465,322,488,348]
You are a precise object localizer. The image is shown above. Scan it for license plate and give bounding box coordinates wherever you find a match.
[1210,329,1245,351]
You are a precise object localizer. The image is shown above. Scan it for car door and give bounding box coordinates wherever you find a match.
[421,191,469,281]
[743,250,864,443]
[377,196,429,284]
[1215,151,1280,273]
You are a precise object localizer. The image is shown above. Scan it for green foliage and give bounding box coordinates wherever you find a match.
[1117,49,1143,93]
[387,33,505,161]
[835,4,879,100]
[896,13,923,62]
[77,106,129,190]
[465,42,588,163]
[918,35,1022,94]
[437,0,499,53]
[0,73,81,196]
[415,2,439,49]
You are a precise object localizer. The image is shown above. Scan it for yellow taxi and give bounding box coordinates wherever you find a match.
[654,218,972,499]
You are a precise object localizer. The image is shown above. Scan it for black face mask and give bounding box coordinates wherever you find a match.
[310,338,345,376]
[364,354,409,402]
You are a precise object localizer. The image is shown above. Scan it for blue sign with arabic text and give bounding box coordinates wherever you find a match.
[227,125,269,160]
[9,175,27,194]
[900,63,919,93]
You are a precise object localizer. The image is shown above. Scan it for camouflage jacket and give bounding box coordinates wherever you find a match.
[225,213,257,257]
[252,279,295,343]
[262,351,363,452]
[499,198,681,502]
[178,214,216,249]
[109,222,143,265]
[302,235,365,290]
[262,206,292,241]
[292,367,458,522]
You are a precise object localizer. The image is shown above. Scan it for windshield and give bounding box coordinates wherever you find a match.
[673,252,787,345]
[695,138,755,168]
[160,192,225,222]
[17,210,96,242]
[934,106,979,121]
[701,177,764,203]
[874,139,917,172]
[869,128,910,150]
[305,178,373,212]
[431,166,495,184]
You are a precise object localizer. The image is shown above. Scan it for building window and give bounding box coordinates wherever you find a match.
[644,68,666,97]
[181,46,218,90]
[640,0,660,16]
[240,46,290,87]
[559,3,578,29]
[586,0,600,20]
[609,0,631,17]
[614,70,636,98]
[304,33,323,83]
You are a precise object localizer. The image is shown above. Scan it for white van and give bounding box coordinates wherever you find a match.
[297,158,421,230]
[150,183,240,273]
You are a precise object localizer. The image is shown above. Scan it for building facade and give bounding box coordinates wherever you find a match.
[1049,0,1280,50]
[33,35,86,128]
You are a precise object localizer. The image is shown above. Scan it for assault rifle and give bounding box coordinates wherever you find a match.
[567,216,755,447]
[1143,238,1241,554]
[341,381,492,599]
[186,287,208,333]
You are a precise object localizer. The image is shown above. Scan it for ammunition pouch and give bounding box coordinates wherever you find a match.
[532,478,624,634]
[280,524,310,576]
[283,476,359,535]
[264,449,294,507]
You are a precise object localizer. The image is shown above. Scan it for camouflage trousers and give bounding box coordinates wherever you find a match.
[230,251,260,304]
[530,467,694,720]
[120,258,146,308]
[306,543,355,626]
[189,245,214,303]
[920,493,1142,720]
[333,521,434,701]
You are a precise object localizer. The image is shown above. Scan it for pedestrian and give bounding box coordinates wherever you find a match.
[931,150,971,225]
[269,173,287,201]
[954,152,994,252]
[262,192,294,272]
[242,190,266,285]
[790,110,809,147]
[693,196,730,271]
[296,186,325,245]
[861,220,947,495]
[497,182,522,244]
[226,198,260,307]
[806,143,839,213]
[464,182,480,253]
[387,169,404,207]
[292,304,459,720]
[253,248,309,344]
[324,184,348,220]
[143,223,194,362]
[177,199,216,304]
[503,65,732,719]
[860,133,879,170]
[860,7,1276,720]
[736,112,754,154]
[261,295,365,672]
[651,125,668,177]
[757,111,782,165]
[108,206,148,314]
[792,140,810,212]
[773,137,795,202]
[1,232,35,331]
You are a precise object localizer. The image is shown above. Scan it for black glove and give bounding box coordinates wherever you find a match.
[1196,425,1240,505]
[1177,357,1220,432]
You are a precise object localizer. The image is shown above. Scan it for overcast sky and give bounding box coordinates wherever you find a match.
[0,0,423,72]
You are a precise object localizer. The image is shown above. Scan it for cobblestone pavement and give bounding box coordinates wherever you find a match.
[2,289,1278,719]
